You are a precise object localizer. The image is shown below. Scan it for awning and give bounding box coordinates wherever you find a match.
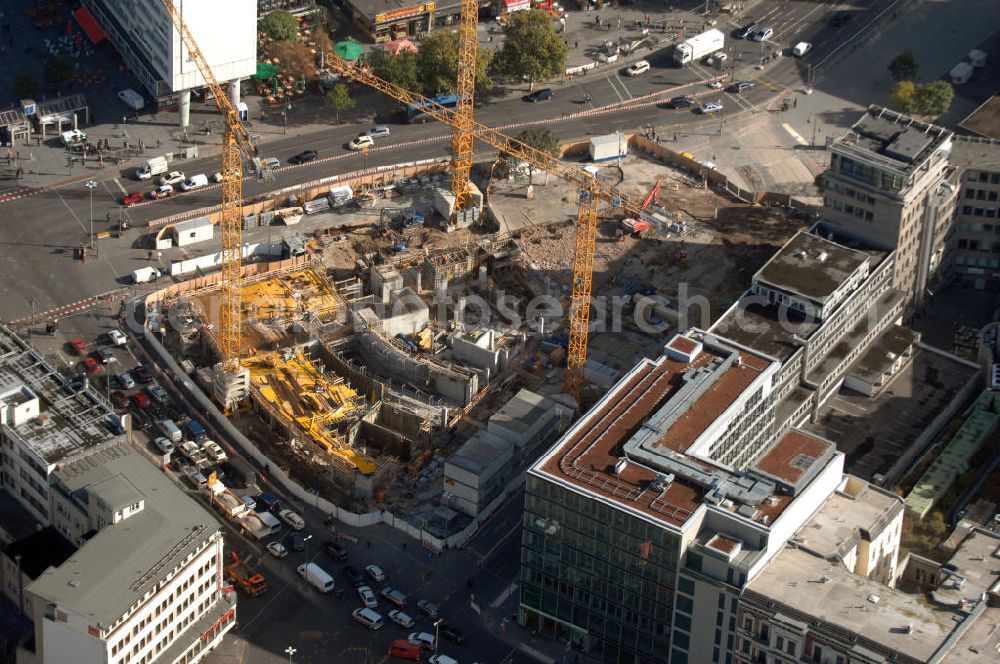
[73,6,106,44]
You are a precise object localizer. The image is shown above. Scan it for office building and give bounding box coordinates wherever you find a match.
[947,137,1000,289]
[822,106,959,312]
[21,444,234,664]
[79,0,256,126]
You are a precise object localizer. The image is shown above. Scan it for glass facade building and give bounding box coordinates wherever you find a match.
[519,474,682,663]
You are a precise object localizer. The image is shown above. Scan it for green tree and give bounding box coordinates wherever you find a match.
[495,9,569,85]
[888,50,919,82]
[889,80,917,112]
[814,172,827,195]
[324,84,355,123]
[13,75,38,100]
[416,31,494,95]
[43,55,71,86]
[369,50,421,94]
[912,80,954,116]
[498,127,560,179]
[260,10,298,43]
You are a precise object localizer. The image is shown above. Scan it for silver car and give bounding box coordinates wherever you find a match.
[364,126,391,139]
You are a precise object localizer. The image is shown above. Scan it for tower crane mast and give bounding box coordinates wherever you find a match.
[450,0,479,222]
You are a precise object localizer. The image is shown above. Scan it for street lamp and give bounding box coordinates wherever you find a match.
[303,534,313,559]
[434,618,443,654]
[85,179,97,250]
[284,646,296,664]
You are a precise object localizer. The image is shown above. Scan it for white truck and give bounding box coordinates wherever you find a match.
[673,28,725,65]
[132,266,161,284]
[240,510,282,540]
[298,563,335,593]
[950,61,974,85]
[135,156,168,181]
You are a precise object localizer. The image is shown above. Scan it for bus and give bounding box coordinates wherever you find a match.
[406,93,458,121]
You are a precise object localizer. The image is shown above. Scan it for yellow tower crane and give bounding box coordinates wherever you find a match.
[158,0,265,404]
[323,57,652,401]
[450,0,479,224]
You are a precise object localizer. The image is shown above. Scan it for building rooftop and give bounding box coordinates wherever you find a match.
[750,429,837,494]
[754,231,870,304]
[28,444,220,628]
[847,324,920,385]
[711,298,819,362]
[489,389,555,437]
[833,105,953,175]
[447,428,511,476]
[4,527,77,580]
[949,134,1000,172]
[0,326,121,465]
[791,476,903,560]
[958,94,1000,140]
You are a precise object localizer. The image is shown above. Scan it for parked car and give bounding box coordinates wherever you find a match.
[147,384,169,404]
[116,372,136,389]
[792,41,813,57]
[288,533,305,552]
[343,565,365,587]
[238,494,256,511]
[133,365,154,383]
[69,338,87,355]
[408,632,436,651]
[110,391,129,408]
[726,81,754,94]
[348,136,374,151]
[388,609,414,628]
[366,564,386,582]
[153,436,174,455]
[158,171,185,186]
[699,101,724,114]
[266,541,288,558]
[523,88,554,102]
[324,541,348,561]
[122,191,143,206]
[81,356,100,374]
[428,656,458,664]
[130,391,151,409]
[357,585,378,608]
[262,157,280,169]
[624,60,651,76]
[278,508,305,530]
[380,586,407,608]
[288,150,318,164]
[753,27,774,42]
[416,599,439,619]
[108,329,128,346]
[438,622,465,644]
[670,95,697,109]
[256,492,281,512]
[831,11,852,26]
[364,126,391,139]
[735,22,757,39]
[150,184,174,199]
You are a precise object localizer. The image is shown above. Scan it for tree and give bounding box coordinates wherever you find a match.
[370,49,421,94]
[13,75,38,100]
[889,80,916,112]
[495,9,569,84]
[43,54,71,86]
[416,31,494,95]
[888,50,918,82]
[312,29,333,65]
[270,41,316,81]
[260,10,298,43]
[325,84,355,123]
[912,80,954,116]
[497,127,560,179]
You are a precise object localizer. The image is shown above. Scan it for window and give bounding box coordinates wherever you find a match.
[965,189,975,199]
[787,641,796,656]
[744,617,754,631]
[812,645,822,662]
[836,657,845,664]
[776,636,784,651]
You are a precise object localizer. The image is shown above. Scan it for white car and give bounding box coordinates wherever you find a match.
[625,60,650,76]
[429,656,459,664]
[409,632,436,650]
[108,329,127,346]
[365,564,385,582]
[388,609,414,628]
[202,440,227,463]
[753,27,774,42]
[357,585,378,608]
[153,436,174,455]
[348,135,374,151]
[266,541,288,558]
[699,101,724,114]
[364,126,391,138]
[278,508,305,530]
[793,41,812,57]
[158,171,185,186]
[150,184,174,199]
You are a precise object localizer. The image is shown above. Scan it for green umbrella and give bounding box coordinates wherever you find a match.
[334,40,364,63]
[254,62,278,80]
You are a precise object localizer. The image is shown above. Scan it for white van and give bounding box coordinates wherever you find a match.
[352,607,384,630]
[625,60,651,76]
[298,563,335,593]
[180,174,209,191]
[792,42,812,57]
[158,419,182,443]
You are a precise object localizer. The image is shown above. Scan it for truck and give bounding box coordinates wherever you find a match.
[132,266,161,284]
[225,552,267,597]
[211,488,247,519]
[184,419,208,443]
[673,28,725,65]
[589,134,628,162]
[297,562,335,593]
[135,156,168,180]
[240,510,282,540]
[950,61,974,85]
[117,88,145,111]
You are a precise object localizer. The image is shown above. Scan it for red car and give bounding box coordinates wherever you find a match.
[130,391,151,409]
[69,338,87,355]
[122,191,144,206]
[81,356,100,374]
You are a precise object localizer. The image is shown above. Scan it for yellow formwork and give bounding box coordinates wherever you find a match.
[245,350,376,475]
[241,270,342,323]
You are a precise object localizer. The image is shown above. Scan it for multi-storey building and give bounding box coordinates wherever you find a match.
[947,137,1000,289]
[822,106,959,312]
[80,0,256,125]
[519,329,849,663]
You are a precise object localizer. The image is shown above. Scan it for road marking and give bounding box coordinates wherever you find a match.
[781,122,808,145]
[112,178,127,194]
[606,75,625,102]
[614,74,633,101]
[491,582,519,608]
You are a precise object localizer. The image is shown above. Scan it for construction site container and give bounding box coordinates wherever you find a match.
[172,217,214,247]
[589,134,628,162]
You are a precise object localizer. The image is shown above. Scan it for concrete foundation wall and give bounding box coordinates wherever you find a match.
[358,331,477,405]
[451,334,507,377]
